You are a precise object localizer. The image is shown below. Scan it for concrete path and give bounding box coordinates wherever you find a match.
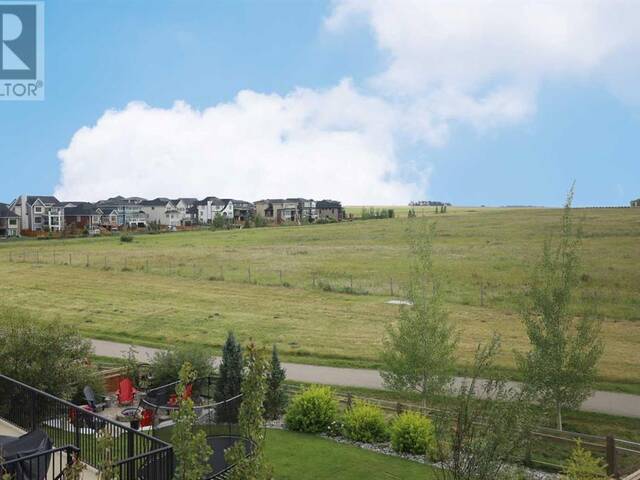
[92,339,640,419]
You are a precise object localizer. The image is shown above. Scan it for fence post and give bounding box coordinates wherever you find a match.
[127,429,136,479]
[9,251,12,262]
[279,270,283,284]
[350,275,353,290]
[248,266,251,283]
[480,281,485,307]
[396,402,403,415]
[86,255,89,268]
[68,253,72,266]
[346,393,353,410]
[606,435,618,478]
[53,251,56,264]
[390,277,394,296]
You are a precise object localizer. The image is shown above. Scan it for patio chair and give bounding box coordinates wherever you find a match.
[117,377,137,406]
[83,385,107,412]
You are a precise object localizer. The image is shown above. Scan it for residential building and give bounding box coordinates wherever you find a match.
[254,199,300,223]
[139,198,175,226]
[197,197,234,224]
[8,195,61,232]
[631,199,640,207]
[96,197,147,228]
[173,198,198,225]
[62,203,103,230]
[227,199,255,223]
[317,199,344,221]
[0,203,20,237]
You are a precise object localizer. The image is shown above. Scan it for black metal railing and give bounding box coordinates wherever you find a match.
[0,374,174,480]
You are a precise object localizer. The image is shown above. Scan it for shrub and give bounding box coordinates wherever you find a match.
[342,401,389,443]
[120,233,134,243]
[0,307,98,401]
[563,440,607,480]
[148,345,214,388]
[285,385,338,433]
[390,411,436,456]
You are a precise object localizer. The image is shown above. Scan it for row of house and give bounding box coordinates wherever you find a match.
[0,195,345,237]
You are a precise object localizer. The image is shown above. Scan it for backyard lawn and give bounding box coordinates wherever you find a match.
[0,207,638,386]
[265,429,434,479]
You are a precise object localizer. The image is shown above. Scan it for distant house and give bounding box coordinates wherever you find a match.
[173,198,198,225]
[317,200,344,221]
[8,195,61,232]
[631,199,640,207]
[254,198,318,223]
[61,203,102,230]
[197,197,234,224]
[0,203,20,237]
[96,197,147,228]
[227,199,255,223]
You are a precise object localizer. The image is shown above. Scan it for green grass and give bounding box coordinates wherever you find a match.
[1,207,639,387]
[265,429,434,479]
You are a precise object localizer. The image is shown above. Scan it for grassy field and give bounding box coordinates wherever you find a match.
[0,207,639,386]
[265,429,434,479]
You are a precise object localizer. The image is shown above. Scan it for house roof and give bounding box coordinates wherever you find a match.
[198,197,227,206]
[317,200,342,208]
[140,198,170,206]
[0,203,18,218]
[26,195,59,205]
[64,205,101,216]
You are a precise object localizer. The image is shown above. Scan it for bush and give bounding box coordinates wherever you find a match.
[285,385,338,433]
[0,307,98,400]
[390,411,436,456]
[148,346,214,388]
[342,401,389,443]
[120,233,134,243]
[563,440,607,480]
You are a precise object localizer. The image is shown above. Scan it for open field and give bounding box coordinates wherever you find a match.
[0,207,639,385]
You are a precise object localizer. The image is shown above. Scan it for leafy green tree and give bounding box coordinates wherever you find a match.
[97,429,119,480]
[0,307,100,400]
[148,345,214,389]
[263,345,287,420]
[171,362,212,480]
[435,335,537,480]
[226,342,272,480]
[381,220,458,407]
[516,186,604,431]
[215,332,244,422]
[563,440,607,480]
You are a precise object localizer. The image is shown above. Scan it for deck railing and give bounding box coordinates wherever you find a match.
[0,444,79,480]
[0,374,174,480]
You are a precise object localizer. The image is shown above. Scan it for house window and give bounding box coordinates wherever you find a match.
[34,217,42,224]
[34,206,43,213]
[9,219,17,226]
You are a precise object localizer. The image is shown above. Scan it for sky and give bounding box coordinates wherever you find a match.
[1,0,639,206]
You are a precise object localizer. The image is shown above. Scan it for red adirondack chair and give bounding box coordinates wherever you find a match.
[117,377,137,406]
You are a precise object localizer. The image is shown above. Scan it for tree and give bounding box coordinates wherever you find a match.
[171,362,212,480]
[226,342,272,480]
[516,186,603,431]
[435,335,537,480]
[563,440,607,480]
[263,345,287,420]
[215,332,244,422]
[97,429,118,480]
[148,345,214,389]
[0,307,100,400]
[381,220,458,407]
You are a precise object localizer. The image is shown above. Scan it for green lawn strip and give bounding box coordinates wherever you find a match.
[265,429,434,480]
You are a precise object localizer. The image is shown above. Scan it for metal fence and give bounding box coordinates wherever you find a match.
[0,374,174,480]
[0,444,79,480]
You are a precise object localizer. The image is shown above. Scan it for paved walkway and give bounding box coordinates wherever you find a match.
[92,339,640,419]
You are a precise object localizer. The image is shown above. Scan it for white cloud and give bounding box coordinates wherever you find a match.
[326,0,640,123]
[56,1,640,203]
[55,80,423,203]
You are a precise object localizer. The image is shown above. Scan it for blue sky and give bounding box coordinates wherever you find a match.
[1,0,639,206]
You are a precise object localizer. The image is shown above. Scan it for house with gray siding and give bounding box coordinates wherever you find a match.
[0,203,20,237]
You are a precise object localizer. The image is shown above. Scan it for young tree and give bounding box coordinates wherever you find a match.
[215,332,244,422]
[516,186,603,431]
[381,220,458,407]
[263,345,287,420]
[171,362,212,480]
[563,440,607,480]
[97,429,118,480]
[435,335,537,480]
[226,342,272,480]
